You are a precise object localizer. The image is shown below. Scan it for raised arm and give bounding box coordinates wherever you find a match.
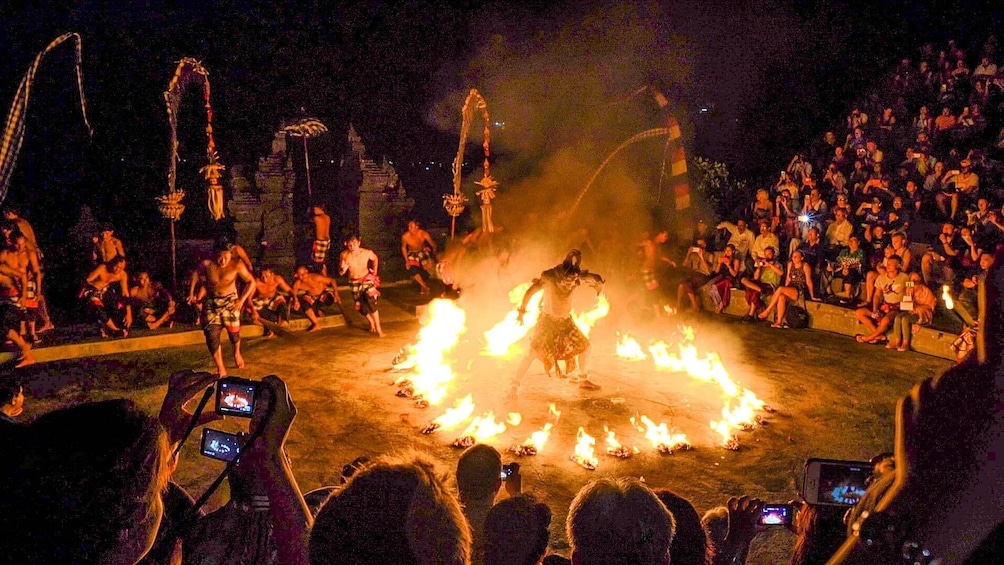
[516,279,545,324]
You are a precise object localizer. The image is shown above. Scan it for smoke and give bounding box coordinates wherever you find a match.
[426,3,697,323]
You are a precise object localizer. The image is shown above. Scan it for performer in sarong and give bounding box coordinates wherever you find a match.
[197,241,255,376]
[510,250,604,398]
[401,220,436,295]
[341,234,384,337]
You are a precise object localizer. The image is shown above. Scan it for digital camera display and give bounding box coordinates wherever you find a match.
[217,378,257,417]
[817,462,869,506]
[758,504,790,526]
[201,429,242,462]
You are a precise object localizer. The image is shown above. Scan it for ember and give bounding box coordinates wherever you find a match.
[723,436,741,451]
[421,423,440,434]
[508,444,538,457]
[452,436,476,449]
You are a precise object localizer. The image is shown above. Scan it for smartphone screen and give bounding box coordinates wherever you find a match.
[216,377,257,417]
[757,504,791,526]
[803,459,871,506]
[201,428,242,462]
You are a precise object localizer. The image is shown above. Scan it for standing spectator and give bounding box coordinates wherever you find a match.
[887,273,937,352]
[565,478,675,565]
[456,443,504,560]
[855,254,907,344]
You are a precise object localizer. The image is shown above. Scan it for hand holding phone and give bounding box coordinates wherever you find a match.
[501,462,522,496]
[802,458,871,506]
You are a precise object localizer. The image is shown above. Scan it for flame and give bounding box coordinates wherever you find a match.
[521,403,561,453]
[942,284,954,310]
[507,412,522,426]
[573,294,611,337]
[572,427,598,469]
[430,394,475,431]
[400,299,467,405]
[616,332,648,360]
[631,416,690,451]
[484,283,541,356]
[604,426,623,451]
[460,411,507,443]
[646,326,766,446]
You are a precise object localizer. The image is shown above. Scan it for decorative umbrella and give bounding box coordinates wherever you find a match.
[283,118,329,197]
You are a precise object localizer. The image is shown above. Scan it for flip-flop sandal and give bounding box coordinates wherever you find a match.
[855,334,868,343]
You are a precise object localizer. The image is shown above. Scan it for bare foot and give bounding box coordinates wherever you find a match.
[15,354,35,368]
[307,323,321,332]
[578,378,600,390]
[376,329,385,338]
[234,351,245,369]
[886,340,901,350]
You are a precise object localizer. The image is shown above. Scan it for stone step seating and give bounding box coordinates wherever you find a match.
[706,287,960,361]
[0,287,417,365]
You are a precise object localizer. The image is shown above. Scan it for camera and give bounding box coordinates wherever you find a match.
[757,504,792,526]
[501,462,519,481]
[201,428,243,462]
[802,458,871,506]
[689,246,702,254]
[216,377,259,418]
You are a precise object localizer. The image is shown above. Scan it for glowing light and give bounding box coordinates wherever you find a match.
[519,403,561,453]
[484,283,541,356]
[460,411,507,443]
[506,412,522,426]
[573,294,611,337]
[571,427,598,470]
[631,416,691,453]
[942,284,954,310]
[616,332,647,360]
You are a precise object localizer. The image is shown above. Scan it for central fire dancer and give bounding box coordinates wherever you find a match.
[511,249,604,398]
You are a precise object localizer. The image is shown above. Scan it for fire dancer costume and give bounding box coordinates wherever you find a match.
[203,292,241,353]
[519,250,604,377]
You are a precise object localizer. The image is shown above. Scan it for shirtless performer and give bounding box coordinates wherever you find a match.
[638,230,676,317]
[341,234,384,337]
[130,271,175,330]
[93,224,125,265]
[187,238,252,313]
[0,253,32,367]
[510,249,605,398]
[310,204,332,276]
[82,256,133,338]
[1,234,43,342]
[401,220,436,295]
[291,265,341,332]
[198,241,256,376]
[3,210,52,333]
[250,267,294,334]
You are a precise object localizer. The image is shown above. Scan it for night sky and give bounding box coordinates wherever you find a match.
[1,0,999,243]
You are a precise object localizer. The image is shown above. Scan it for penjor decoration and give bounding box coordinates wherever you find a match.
[159,57,224,290]
[0,33,92,205]
[445,89,498,238]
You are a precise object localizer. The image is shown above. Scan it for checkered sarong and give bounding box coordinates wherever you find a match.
[530,314,590,374]
[312,239,331,263]
[204,293,240,331]
[252,294,287,312]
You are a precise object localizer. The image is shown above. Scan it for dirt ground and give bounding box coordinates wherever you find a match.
[17,297,953,564]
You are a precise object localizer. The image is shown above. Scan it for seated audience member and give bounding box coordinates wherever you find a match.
[863,223,890,268]
[794,226,825,277]
[855,254,907,345]
[776,189,799,240]
[824,207,854,251]
[82,256,133,338]
[855,198,887,240]
[483,493,552,565]
[887,273,937,352]
[0,397,180,563]
[822,163,847,195]
[677,239,714,313]
[250,266,294,334]
[707,244,741,314]
[789,502,850,565]
[130,271,176,330]
[740,246,783,321]
[921,222,965,284]
[888,232,913,273]
[889,195,915,231]
[690,219,713,247]
[309,452,472,565]
[714,219,755,263]
[937,158,980,220]
[749,219,779,264]
[565,478,675,565]
[751,189,774,224]
[290,265,342,332]
[923,160,946,193]
[825,235,866,301]
[758,249,820,328]
[956,251,995,327]
[456,443,505,559]
[0,373,24,427]
[653,489,711,565]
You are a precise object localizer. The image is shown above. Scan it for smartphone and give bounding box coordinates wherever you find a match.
[216,377,258,417]
[802,458,871,506]
[200,428,243,462]
[500,462,519,481]
[757,504,792,526]
[689,247,702,254]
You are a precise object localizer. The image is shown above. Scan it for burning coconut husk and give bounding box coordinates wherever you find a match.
[571,427,598,470]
